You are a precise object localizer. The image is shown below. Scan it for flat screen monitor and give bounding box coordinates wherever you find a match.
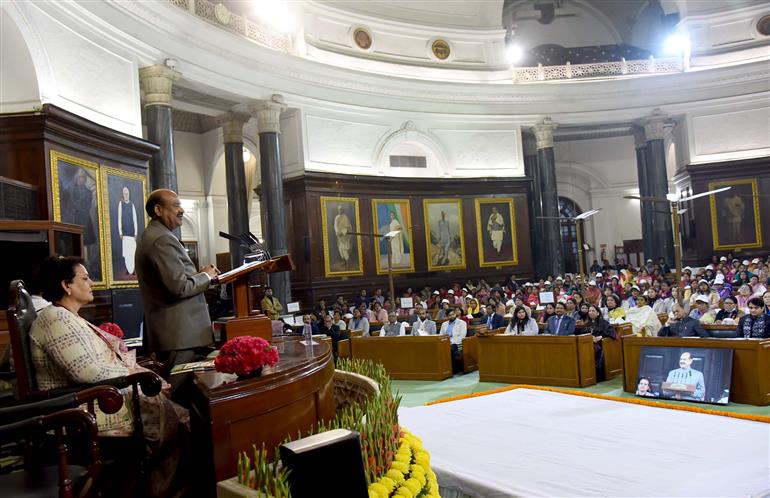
[635,345,733,405]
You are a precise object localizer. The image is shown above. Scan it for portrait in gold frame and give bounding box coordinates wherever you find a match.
[50,150,106,288]
[321,196,364,277]
[474,197,518,268]
[423,198,466,271]
[100,166,148,288]
[709,179,762,251]
[371,199,414,275]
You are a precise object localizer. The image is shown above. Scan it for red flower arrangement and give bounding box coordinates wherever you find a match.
[98,322,124,339]
[214,336,279,377]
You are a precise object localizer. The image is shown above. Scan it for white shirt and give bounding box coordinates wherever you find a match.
[440,319,467,345]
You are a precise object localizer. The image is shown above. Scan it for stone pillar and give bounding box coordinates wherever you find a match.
[522,133,543,278]
[139,64,181,194]
[532,118,564,277]
[250,95,291,306]
[634,128,655,262]
[217,112,252,268]
[642,109,674,265]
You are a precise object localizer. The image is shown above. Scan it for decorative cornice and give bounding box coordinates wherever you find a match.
[249,95,287,134]
[532,118,558,150]
[641,108,668,141]
[138,64,181,107]
[216,111,251,143]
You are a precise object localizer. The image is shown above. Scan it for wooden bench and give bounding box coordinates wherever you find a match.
[346,335,452,380]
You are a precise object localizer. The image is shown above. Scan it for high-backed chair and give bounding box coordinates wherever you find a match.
[0,385,123,498]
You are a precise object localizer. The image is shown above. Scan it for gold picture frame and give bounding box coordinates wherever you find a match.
[474,197,518,267]
[100,166,148,288]
[50,150,106,288]
[709,178,762,250]
[423,198,466,271]
[321,196,364,277]
[371,199,414,275]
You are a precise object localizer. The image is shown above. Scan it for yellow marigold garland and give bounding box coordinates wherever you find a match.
[426,384,770,424]
[368,429,441,498]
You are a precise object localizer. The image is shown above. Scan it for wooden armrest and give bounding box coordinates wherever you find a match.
[137,358,167,376]
[0,385,123,424]
[0,407,99,443]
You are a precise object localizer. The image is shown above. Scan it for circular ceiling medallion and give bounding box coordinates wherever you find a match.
[432,39,450,60]
[757,15,770,36]
[214,3,231,26]
[353,28,372,50]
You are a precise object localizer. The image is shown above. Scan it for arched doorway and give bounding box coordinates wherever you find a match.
[559,197,583,275]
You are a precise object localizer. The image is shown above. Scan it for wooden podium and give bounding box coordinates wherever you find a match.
[217,255,295,343]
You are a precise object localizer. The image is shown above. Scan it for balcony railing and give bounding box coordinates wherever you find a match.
[512,57,683,83]
[168,0,292,53]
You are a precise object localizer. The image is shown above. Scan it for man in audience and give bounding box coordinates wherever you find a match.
[658,303,708,338]
[545,302,576,335]
[736,297,770,338]
[319,313,347,359]
[440,310,467,373]
[380,311,406,336]
[372,288,385,306]
[664,352,705,401]
[260,286,283,319]
[302,314,319,335]
[412,306,437,335]
[354,288,370,308]
[483,303,505,330]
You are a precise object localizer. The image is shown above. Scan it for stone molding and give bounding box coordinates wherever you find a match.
[216,112,251,143]
[249,95,287,134]
[641,109,668,141]
[532,118,558,150]
[138,64,181,107]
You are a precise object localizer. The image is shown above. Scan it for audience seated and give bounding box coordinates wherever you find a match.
[412,306,437,335]
[348,308,370,337]
[715,296,742,324]
[504,306,538,335]
[689,295,717,324]
[625,295,662,337]
[582,305,617,381]
[658,303,708,338]
[544,302,576,335]
[380,312,407,336]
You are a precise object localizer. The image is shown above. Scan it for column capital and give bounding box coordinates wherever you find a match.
[633,127,647,149]
[531,117,558,150]
[138,64,181,107]
[641,108,668,141]
[216,112,251,143]
[249,94,287,134]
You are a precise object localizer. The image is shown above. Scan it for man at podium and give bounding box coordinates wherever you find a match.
[664,352,705,401]
[136,189,219,367]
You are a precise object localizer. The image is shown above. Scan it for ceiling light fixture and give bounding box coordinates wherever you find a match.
[663,32,690,56]
[506,45,523,65]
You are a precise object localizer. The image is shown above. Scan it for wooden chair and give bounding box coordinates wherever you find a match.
[0,385,123,498]
[6,280,163,497]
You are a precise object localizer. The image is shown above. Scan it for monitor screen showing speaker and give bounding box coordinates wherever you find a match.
[636,346,734,405]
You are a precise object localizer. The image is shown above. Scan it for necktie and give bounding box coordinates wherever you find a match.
[556,317,562,332]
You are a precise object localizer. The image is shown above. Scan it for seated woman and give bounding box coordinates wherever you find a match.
[574,302,590,327]
[504,306,539,335]
[736,297,770,338]
[348,307,370,337]
[537,302,556,324]
[604,294,626,323]
[715,296,742,324]
[764,291,770,315]
[635,376,657,397]
[625,295,663,337]
[582,305,617,381]
[749,275,767,298]
[30,256,186,497]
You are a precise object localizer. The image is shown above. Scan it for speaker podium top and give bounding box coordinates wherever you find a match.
[217,254,295,284]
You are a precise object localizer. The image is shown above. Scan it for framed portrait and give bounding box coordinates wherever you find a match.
[474,197,518,267]
[371,199,414,275]
[320,196,364,277]
[182,241,200,270]
[50,150,106,288]
[423,198,466,271]
[100,166,148,287]
[709,179,762,251]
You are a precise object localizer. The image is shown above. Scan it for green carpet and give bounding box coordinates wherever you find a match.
[393,372,770,417]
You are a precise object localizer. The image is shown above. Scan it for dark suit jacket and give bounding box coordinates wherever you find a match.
[483,313,505,330]
[135,219,213,351]
[546,315,577,335]
[657,316,708,338]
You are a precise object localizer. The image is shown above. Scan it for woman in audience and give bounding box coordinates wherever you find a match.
[513,295,531,317]
[736,284,753,312]
[436,300,451,320]
[349,307,370,337]
[333,310,347,330]
[635,377,657,397]
[538,302,556,324]
[372,300,388,323]
[30,256,186,497]
[749,275,767,298]
[466,297,481,315]
[715,296,741,324]
[358,302,374,321]
[575,302,590,326]
[504,305,538,335]
[736,297,770,338]
[625,295,662,337]
[605,294,626,323]
[583,305,617,381]
[764,291,770,315]
[524,284,539,307]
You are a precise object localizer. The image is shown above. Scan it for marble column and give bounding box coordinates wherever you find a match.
[250,95,291,306]
[138,64,181,194]
[217,112,252,268]
[642,110,674,265]
[532,118,564,277]
[634,128,655,261]
[522,133,543,278]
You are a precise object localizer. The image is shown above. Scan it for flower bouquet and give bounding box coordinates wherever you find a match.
[214,336,279,378]
[98,322,124,339]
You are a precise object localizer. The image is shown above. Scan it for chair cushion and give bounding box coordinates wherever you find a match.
[0,465,89,498]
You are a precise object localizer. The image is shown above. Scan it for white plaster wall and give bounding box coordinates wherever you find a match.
[0,7,41,112]
[686,104,770,164]
[6,1,143,136]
